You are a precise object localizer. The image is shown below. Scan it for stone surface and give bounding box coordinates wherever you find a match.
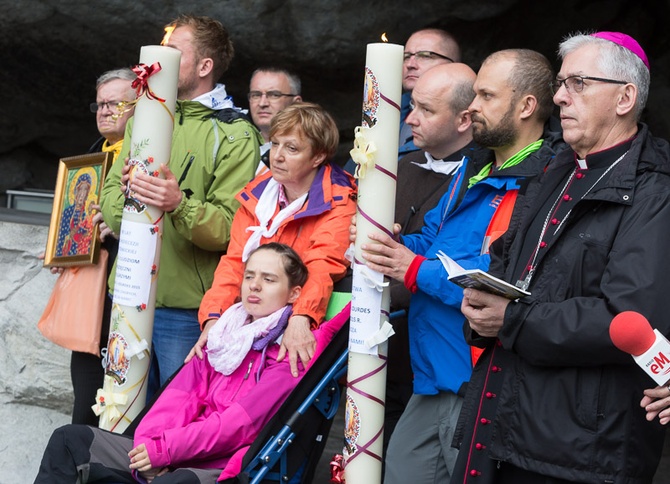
[0,220,73,482]
[1,0,669,192]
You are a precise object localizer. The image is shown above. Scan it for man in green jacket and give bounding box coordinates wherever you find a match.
[100,15,261,398]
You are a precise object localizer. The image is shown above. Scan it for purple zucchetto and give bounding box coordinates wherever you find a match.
[591,31,650,71]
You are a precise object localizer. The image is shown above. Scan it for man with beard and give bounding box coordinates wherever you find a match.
[354,49,564,484]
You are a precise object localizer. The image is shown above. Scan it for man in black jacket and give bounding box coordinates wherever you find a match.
[454,31,670,484]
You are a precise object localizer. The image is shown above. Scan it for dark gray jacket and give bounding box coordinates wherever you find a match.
[454,124,670,484]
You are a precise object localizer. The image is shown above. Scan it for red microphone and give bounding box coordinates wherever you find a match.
[610,311,670,386]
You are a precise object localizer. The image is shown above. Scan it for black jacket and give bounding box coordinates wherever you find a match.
[453,124,670,484]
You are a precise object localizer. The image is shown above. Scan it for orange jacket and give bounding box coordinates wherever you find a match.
[198,163,357,328]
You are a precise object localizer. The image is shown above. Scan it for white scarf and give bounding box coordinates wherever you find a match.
[207,302,288,376]
[242,177,308,262]
[411,152,465,176]
[191,83,236,111]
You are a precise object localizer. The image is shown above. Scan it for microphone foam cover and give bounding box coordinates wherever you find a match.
[609,311,655,356]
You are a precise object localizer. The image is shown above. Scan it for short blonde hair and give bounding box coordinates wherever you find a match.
[269,102,339,161]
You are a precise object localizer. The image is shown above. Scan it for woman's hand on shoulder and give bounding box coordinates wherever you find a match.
[184,319,216,363]
[277,314,316,377]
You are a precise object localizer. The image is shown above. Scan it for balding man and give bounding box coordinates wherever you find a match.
[385,62,482,456]
[455,32,670,484]
[355,48,564,483]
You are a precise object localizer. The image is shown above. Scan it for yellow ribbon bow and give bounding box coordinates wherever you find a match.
[91,385,128,423]
[350,126,377,180]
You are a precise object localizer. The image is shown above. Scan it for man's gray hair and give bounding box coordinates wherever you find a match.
[448,77,476,114]
[96,68,136,89]
[251,67,301,95]
[558,32,649,120]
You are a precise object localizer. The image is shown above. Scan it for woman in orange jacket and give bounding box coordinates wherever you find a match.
[191,102,357,377]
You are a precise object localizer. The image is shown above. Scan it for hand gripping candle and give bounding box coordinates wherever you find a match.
[95,45,180,432]
[344,35,403,483]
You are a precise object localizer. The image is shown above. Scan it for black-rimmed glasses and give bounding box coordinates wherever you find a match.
[403,51,454,63]
[90,101,129,113]
[550,75,629,95]
[248,91,297,102]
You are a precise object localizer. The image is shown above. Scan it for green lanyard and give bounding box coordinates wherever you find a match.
[468,139,544,188]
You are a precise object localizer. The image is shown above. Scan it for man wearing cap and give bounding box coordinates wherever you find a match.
[452,32,670,483]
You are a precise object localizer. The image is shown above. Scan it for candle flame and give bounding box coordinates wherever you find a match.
[381,32,388,43]
[161,26,175,46]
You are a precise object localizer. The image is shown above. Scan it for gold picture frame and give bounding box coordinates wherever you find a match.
[43,152,112,267]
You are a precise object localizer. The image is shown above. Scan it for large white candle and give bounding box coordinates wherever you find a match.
[345,40,403,483]
[95,45,180,432]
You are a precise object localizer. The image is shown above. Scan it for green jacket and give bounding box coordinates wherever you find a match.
[100,99,262,309]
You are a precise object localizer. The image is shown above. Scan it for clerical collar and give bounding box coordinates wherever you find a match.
[410,152,464,175]
[574,136,635,171]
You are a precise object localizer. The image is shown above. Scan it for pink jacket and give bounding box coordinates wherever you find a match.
[133,304,349,481]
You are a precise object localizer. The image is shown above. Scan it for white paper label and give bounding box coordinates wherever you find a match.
[349,263,385,355]
[112,219,157,307]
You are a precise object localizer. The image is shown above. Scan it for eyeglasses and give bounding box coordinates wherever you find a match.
[550,75,629,95]
[248,91,297,102]
[90,100,130,113]
[403,51,454,63]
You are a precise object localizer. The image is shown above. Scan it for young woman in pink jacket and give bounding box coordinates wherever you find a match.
[34,243,347,484]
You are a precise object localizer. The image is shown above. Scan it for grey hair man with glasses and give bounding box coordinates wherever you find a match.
[61,68,138,427]
[247,67,302,175]
[453,31,670,484]
[90,68,137,158]
[248,67,302,150]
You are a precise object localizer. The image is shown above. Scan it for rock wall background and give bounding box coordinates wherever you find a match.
[0,220,70,482]
[1,0,669,195]
[2,1,670,481]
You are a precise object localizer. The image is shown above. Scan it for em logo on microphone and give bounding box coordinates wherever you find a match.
[645,351,670,376]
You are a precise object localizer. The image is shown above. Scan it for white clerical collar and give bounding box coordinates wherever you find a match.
[576,158,588,170]
[410,152,464,175]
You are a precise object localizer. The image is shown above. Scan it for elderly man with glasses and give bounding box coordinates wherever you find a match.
[453,31,670,484]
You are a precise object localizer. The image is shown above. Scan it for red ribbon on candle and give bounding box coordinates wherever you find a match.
[131,62,166,102]
[329,454,345,483]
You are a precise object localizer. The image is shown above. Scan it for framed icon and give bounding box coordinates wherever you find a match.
[43,152,112,267]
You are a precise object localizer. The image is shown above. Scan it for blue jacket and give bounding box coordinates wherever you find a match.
[398,92,419,158]
[402,130,563,396]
